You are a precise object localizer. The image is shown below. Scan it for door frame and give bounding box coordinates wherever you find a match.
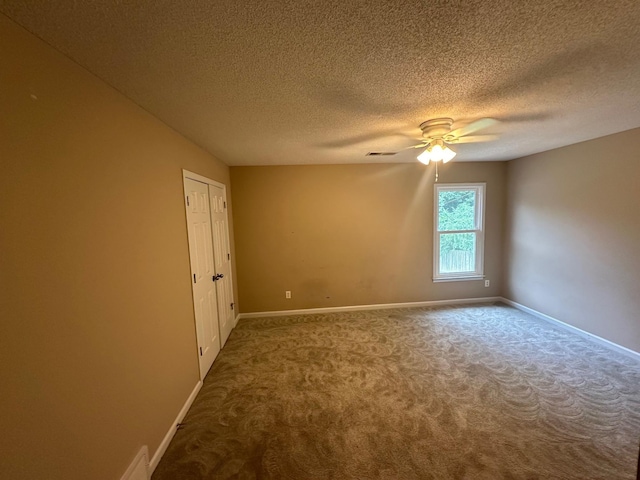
[182,169,236,379]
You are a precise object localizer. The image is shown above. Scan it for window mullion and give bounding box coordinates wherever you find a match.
[437,228,479,234]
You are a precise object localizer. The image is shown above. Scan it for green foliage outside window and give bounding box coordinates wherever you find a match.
[438,190,476,253]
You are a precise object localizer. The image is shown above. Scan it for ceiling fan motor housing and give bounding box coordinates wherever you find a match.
[419,118,454,140]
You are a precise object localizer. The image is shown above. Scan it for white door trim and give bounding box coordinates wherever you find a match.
[183,169,226,189]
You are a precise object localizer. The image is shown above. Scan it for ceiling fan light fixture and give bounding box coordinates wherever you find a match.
[417,148,431,165]
[442,146,456,163]
[416,139,456,164]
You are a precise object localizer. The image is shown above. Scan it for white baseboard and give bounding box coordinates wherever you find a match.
[149,380,203,474]
[237,296,502,320]
[500,297,640,361]
[120,445,150,480]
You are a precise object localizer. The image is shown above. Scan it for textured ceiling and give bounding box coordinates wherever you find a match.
[2,1,640,165]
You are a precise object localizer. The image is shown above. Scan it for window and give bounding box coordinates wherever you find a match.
[434,183,485,281]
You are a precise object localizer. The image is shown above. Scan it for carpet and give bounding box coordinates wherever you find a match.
[152,303,640,479]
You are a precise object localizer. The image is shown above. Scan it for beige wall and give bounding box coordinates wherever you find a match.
[231,162,506,313]
[6,4,638,477]
[0,15,237,480]
[504,128,640,353]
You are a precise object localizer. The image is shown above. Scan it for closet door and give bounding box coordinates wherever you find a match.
[184,178,220,378]
[209,183,234,346]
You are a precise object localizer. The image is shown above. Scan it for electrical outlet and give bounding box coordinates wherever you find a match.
[484,280,490,287]
[285,290,291,299]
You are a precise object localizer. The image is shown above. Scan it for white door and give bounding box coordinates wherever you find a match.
[184,178,220,378]
[209,184,235,346]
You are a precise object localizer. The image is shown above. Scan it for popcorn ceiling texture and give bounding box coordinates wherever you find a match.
[2,1,640,165]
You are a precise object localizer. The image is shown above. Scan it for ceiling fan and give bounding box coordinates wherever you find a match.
[406,117,499,164]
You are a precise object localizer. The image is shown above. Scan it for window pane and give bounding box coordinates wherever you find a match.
[438,189,476,231]
[439,233,476,273]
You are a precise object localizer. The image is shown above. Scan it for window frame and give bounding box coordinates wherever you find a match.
[433,183,486,282]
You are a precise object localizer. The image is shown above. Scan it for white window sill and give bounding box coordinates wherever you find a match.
[433,275,484,283]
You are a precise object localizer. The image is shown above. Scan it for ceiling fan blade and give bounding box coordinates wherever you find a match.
[315,130,409,148]
[449,118,499,138]
[401,143,428,150]
[449,135,499,144]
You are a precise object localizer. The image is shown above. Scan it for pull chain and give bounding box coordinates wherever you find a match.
[435,161,439,183]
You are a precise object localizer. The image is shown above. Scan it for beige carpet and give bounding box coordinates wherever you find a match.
[152,303,640,479]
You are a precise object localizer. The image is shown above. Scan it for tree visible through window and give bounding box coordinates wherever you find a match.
[434,184,485,280]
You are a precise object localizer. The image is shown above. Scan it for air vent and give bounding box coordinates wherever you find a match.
[366,152,396,156]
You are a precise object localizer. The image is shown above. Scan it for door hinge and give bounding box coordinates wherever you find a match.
[230,302,234,310]
[227,253,230,260]
[186,196,190,206]
[224,201,226,209]
[193,273,196,283]
[199,347,203,356]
